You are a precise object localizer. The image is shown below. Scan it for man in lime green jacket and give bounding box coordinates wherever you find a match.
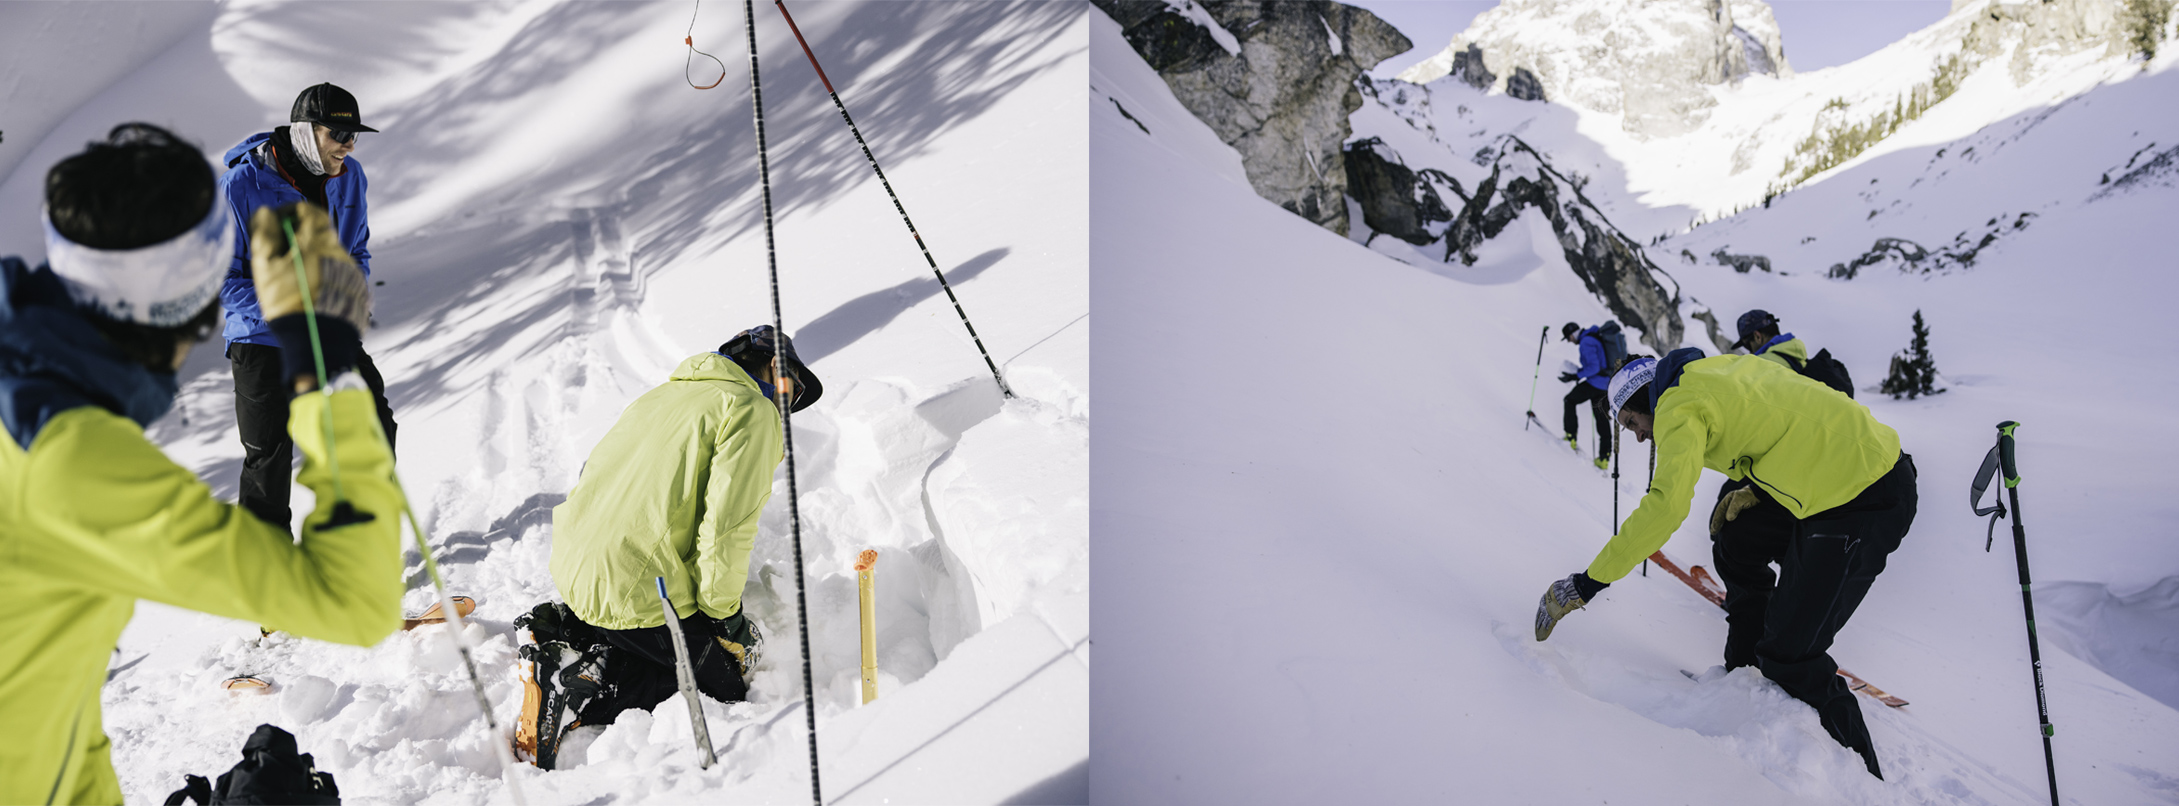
[0,124,405,804]
[1534,348,1916,779]
[518,326,819,764]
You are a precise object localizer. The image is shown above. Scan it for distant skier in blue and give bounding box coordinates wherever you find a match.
[1556,321,1619,469]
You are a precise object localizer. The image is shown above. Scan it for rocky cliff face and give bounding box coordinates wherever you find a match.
[1347,116,1683,352]
[1398,0,1791,138]
[1096,0,1410,235]
[1441,137,1682,352]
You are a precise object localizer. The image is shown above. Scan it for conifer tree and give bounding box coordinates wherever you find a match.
[1881,309,1944,399]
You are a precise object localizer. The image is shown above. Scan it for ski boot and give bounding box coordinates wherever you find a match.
[1593,456,1610,470]
[711,611,764,689]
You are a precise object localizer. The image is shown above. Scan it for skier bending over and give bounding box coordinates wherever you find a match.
[1532,349,1916,779]
[0,124,404,803]
[515,326,823,768]
[1557,321,1614,469]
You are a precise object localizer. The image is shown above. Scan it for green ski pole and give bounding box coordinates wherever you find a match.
[282,220,527,806]
[1971,420,2057,806]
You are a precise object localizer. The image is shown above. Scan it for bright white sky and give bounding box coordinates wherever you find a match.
[1349,0,1955,78]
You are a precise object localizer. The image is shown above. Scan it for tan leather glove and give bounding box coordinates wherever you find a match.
[1709,486,1762,536]
[249,203,371,330]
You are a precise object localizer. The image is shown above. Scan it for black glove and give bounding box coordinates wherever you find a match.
[1558,372,1579,383]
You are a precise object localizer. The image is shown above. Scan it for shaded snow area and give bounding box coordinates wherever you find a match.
[1,1,1085,803]
[1094,5,2179,804]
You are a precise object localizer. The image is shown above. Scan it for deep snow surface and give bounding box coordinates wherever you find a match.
[1094,5,2179,804]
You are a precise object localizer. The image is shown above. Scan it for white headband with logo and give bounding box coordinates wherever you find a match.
[1607,356,1657,417]
[43,200,231,327]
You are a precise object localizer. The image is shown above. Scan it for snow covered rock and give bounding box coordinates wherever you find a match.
[1398,0,1792,138]
[1095,0,1411,235]
[1444,136,1683,351]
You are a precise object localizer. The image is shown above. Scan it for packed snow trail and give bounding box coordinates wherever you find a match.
[1094,6,2179,804]
[0,2,1085,803]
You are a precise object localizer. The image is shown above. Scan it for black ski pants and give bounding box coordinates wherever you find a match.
[1712,453,1916,778]
[230,342,398,530]
[1562,381,1610,458]
[575,611,751,727]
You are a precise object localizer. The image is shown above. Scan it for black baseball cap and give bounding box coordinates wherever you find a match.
[291,83,379,133]
[718,325,824,412]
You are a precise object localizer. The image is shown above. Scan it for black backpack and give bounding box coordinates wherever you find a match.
[1593,321,1630,373]
[164,724,339,805]
[1784,349,1856,398]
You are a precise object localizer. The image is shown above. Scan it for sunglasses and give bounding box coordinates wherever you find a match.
[327,128,357,146]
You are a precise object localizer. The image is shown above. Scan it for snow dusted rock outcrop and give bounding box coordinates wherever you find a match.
[1398,0,1791,138]
[1095,0,1411,235]
[1343,136,1460,245]
[1442,136,1683,352]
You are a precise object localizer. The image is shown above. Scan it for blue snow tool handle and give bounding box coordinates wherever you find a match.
[656,576,670,600]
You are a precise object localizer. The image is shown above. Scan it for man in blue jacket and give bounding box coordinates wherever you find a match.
[1556,322,1612,469]
[219,83,398,530]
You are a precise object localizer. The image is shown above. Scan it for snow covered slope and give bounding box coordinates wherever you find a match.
[1370,0,2171,230]
[1095,4,2179,803]
[1,2,1085,803]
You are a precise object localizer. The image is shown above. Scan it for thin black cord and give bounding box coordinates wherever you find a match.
[744,2,820,803]
[771,0,1012,398]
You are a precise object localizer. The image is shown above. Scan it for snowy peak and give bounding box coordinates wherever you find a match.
[1398,0,1791,138]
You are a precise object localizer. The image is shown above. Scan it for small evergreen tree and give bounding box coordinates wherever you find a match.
[1881,310,1944,399]
[2122,0,2170,61]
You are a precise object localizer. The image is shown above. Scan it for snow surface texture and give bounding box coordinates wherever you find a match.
[1,1,1086,803]
[1095,3,2179,803]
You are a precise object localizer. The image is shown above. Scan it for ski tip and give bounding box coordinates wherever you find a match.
[855,549,877,572]
[402,596,478,630]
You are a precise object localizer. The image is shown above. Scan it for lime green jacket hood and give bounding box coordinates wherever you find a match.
[0,390,404,805]
[551,353,784,630]
[1752,335,1809,369]
[1587,354,1900,583]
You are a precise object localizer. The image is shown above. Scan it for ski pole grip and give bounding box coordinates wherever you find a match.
[1996,420,2021,487]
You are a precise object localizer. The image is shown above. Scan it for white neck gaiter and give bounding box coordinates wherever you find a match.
[289,124,327,176]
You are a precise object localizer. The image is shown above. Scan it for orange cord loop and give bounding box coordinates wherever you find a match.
[684,1,726,90]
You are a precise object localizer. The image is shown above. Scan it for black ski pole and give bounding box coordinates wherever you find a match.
[771,0,1012,399]
[1971,420,2057,805]
[743,2,822,802]
[1524,325,1547,430]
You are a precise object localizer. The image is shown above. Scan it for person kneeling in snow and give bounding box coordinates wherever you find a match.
[0,124,405,804]
[514,326,822,769]
[1531,349,1915,779]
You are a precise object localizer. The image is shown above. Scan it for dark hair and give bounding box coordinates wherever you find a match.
[1621,385,1654,416]
[47,123,221,370]
[45,123,214,250]
[84,300,220,370]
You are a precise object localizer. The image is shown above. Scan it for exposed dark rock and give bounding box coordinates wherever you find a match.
[1828,237,1927,279]
[1447,43,1496,91]
[1506,67,1547,102]
[1344,137,1458,245]
[1441,136,1683,352]
[1095,0,1412,236]
[1711,248,1772,273]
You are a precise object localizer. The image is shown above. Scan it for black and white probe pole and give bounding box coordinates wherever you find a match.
[1997,422,2059,806]
[656,578,717,769]
[771,0,1011,399]
[743,2,823,803]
